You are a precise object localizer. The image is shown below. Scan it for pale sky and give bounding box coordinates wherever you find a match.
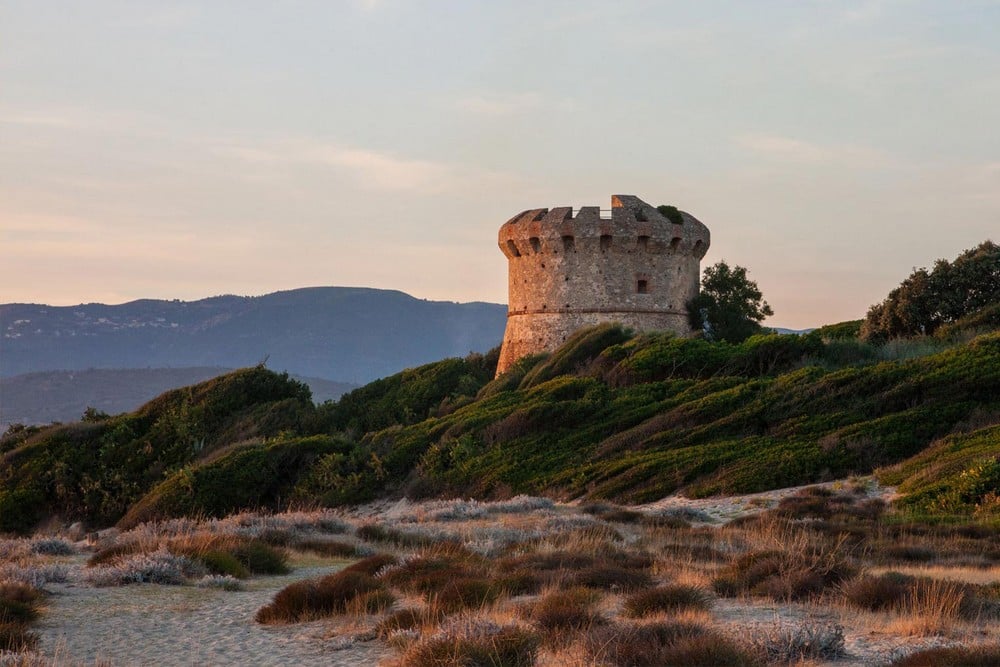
[2,1,998,329]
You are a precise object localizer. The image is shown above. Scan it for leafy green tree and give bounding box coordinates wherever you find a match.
[860,241,1000,342]
[687,261,773,343]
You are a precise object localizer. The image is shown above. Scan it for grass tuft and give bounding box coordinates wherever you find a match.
[889,644,1000,666]
[623,585,713,617]
[399,618,540,667]
[583,620,760,667]
[255,569,383,624]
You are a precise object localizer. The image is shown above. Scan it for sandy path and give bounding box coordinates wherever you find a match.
[638,479,895,523]
[36,565,390,667]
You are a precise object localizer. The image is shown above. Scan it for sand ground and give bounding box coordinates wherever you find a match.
[9,482,990,666]
[35,562,388,667]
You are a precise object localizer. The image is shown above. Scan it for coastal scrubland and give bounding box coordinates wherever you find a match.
[1,490,999,665]
[6,317,999,533]
[2,243,998,663]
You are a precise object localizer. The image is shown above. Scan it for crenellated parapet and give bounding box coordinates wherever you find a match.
[498,195,710,261]
[495,195,711,375]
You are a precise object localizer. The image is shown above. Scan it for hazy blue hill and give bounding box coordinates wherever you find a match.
[0,287,507,383]
[0,368,357,428]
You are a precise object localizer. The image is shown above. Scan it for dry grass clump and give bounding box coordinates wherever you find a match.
[379,545,486,594]
[844,571,997,635]
[519,587,605,638]
[769,487,887,537]
[883,544,937,563]
[255,568,386,624]
[580,502,646,524]
[87,540,148,567]
[351,588,397,614]
[869,522,1000,566]
[570,565,653,592]
[375,545,504,613]
[397,617,540,667]
[0,621,38,653]
[712,547,853,601]
[0,583,43,653]
[290,537,358,558]
[343,552,397,576]
[743,621,846,663]
[375,607,445,639]
[713,521,856,601]
[583,620,761,667]
[430,577,505,613]
[842,571,916,611]
[0,583,42,623]
[496,546,654,593]
[888,578,978,636]
[623,584,713,617]
[889,644,1000,666]
[356,522,438,548]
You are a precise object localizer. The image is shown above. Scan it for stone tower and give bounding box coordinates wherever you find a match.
[495,194,710,376]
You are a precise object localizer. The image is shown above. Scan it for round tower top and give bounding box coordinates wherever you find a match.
[498,194,710,260]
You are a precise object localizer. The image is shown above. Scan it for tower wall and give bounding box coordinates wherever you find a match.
[496,195,710,376]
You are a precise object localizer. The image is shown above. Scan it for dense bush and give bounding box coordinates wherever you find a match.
[0,368,315,532]
[119,435,350,528]
[861,241,1000,342]
[320,351,498,434]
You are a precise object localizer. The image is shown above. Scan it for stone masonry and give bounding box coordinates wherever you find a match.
[495,194,710,376]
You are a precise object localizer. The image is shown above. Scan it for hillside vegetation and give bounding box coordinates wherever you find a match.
[0,368,325,532]
[4,323,999,533]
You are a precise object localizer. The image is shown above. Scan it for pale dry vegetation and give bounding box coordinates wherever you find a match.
[2,486,999,665]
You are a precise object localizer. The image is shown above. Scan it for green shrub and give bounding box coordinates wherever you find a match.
[231,541,289,575]
[198,550,250,579]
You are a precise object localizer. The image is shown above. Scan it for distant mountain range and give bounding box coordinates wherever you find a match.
[0,286,506,428]
[0,287,508,383]
[0,367,357,428]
